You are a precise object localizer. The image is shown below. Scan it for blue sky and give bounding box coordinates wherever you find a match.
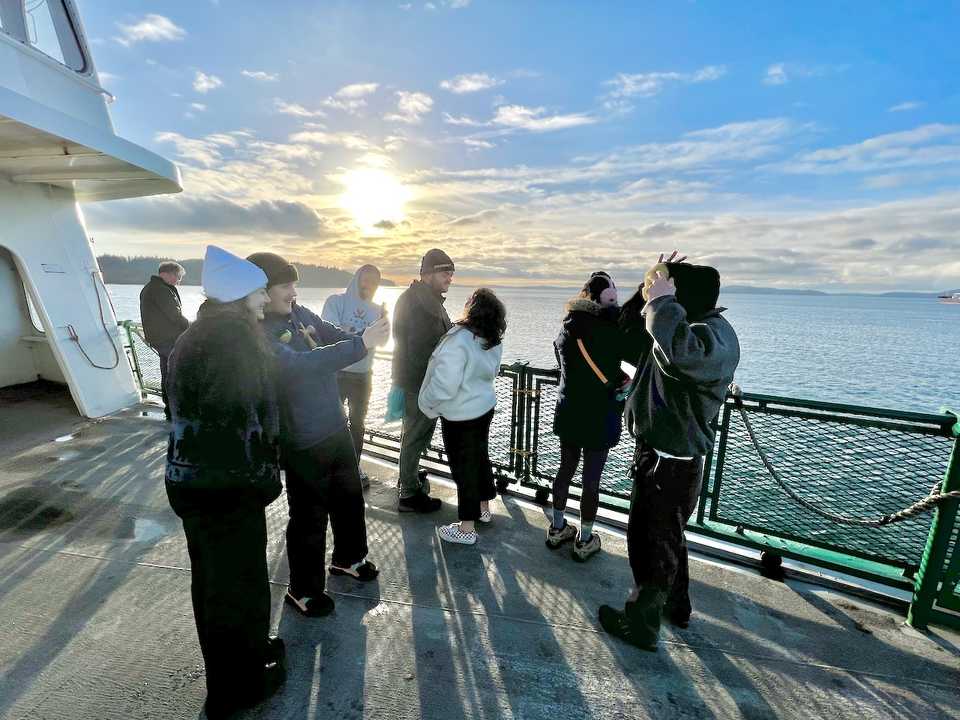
[80,1,960,290]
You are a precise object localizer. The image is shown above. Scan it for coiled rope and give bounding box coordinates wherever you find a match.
[728,384,960,527]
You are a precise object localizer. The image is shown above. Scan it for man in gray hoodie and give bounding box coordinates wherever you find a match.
[600,259,740,651]
[322,264,384,485]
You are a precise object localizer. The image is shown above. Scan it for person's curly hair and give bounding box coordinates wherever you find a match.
[457,288,506,350]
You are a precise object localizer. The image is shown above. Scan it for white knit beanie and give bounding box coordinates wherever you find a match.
[201,245,268,302]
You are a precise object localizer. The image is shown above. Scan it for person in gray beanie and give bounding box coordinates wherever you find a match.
[391,249,455,513]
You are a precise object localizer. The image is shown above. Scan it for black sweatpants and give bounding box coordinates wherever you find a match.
[626,441,704,617]
[182,504,271,704]
[440,409,497,522]
[551,444,609,524]
[283,428,368,596]
[337,371,372,461]
[157,345,173,421]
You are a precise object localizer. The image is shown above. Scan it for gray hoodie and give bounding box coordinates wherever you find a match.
[320,266,384,374]
[626,295,740,458]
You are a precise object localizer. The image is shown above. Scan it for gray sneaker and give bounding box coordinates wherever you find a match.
[572,531,601,562]
[545,521,578,549]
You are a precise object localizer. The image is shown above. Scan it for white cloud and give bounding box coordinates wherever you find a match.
[445,0,471,7]
[190,103,207,112]
[115,14,186,46]
[193,71,223,94]
[442,112,485,127]
[98,71,120,85]
[492,105,596,132]
[241,70,279,82]
[289,130,373,151]
[603,65,727,101]
[399,3,413,9]
[889,101,924,113]
[464,138,495,150]
[274,99,326,118]
[764,63,788,85]
[385,91,434,124]
[777,124,960,175]
[321,83,379,114]
[440,73,504,94]
[763,62,843,86]
[155,131,224,167]
[335,83,379,99]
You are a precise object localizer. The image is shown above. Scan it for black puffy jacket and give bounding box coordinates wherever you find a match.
[552,298,630,450]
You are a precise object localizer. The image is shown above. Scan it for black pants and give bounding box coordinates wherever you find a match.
[157,345,173,421]
[398,390,437,498]
[626,441,704,617]
[440,409,497,521]
[338,371,372,461]
[283,428,368,596]
[182,504,271,703]
[552,444,609,524]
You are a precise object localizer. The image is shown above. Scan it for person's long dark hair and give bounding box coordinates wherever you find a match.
[457,288,506,350]
[171,297,276,435]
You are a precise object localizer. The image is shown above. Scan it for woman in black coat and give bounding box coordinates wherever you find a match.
[548,272,630,561]
[164,246,286,720]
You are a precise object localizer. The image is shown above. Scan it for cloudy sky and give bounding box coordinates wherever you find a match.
[81,1,959,291]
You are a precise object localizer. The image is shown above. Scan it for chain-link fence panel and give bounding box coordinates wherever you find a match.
[707,399,955,569]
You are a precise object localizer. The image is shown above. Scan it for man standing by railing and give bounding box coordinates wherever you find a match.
[139,261,189,420]
[600,256,740,652]
[391,249,455,513]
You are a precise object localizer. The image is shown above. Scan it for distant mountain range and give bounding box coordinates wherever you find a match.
[722,285,960,298]
[97,255,394,288]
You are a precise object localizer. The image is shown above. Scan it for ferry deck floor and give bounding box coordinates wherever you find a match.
[1,388,959,720]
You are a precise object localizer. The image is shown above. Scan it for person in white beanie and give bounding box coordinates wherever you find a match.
[164,246,286,719]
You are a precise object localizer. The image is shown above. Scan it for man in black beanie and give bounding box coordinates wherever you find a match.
[248,251,390,617]
[391,248,455,512]
[600,254,740,651]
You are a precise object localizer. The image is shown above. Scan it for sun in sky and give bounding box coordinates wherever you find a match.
[338,168,412,233]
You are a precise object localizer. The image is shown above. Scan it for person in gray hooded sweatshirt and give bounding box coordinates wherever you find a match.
[599,256,740,652]
[321,264,383,486]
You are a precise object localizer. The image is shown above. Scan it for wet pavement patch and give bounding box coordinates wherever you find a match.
[0,485,81,532]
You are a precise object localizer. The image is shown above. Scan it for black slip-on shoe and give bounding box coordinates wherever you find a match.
[598,604,659,652]
[284,590,335,617]
[329,560,379,581]
[398,491,442,514]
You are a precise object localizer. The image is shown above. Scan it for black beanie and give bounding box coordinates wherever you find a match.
[246,252,299,288]
[666,262,720,319]
[420,249,455,275]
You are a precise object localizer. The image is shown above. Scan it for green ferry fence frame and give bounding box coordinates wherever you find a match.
[120,321,960,631]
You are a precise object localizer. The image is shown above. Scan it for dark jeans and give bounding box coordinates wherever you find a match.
[338,371,372,462]
[283,428,369,596]
[552,444,610,524]
[440,409,497,521]
[626,441,704,617]
[182,504,271,703]
[157,344,173,421]
[398,390,437,498]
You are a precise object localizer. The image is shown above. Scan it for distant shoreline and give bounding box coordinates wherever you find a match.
[105,281,958,298]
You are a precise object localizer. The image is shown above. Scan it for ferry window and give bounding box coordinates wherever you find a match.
[24,0,85,72]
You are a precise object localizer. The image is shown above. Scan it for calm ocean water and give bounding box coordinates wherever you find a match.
[108,283,959,415]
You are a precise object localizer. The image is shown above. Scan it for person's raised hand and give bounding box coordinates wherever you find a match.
[646,271,676,303]
[362,316,390,348]
[657,250,688,264]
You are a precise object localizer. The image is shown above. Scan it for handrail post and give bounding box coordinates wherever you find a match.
[907,408,960,630]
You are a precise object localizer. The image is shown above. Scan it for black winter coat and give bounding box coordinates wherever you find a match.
[164,308,282,518]
[139,275,189,350]
[391,280,453,392]
[552,298,630,450]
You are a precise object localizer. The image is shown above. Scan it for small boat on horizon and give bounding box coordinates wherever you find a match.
[938,292,960,304]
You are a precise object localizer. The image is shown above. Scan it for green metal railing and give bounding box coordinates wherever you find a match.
[120,321,960,630]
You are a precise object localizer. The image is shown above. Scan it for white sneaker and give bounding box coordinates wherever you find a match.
[478,509,493,524]
[438,523,478,545]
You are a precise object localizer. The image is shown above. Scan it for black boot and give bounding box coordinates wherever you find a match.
[599,587,666,652]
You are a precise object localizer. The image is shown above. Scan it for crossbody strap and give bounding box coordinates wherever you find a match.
[576,338,608,385]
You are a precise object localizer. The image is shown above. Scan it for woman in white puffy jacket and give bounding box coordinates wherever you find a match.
[418,288,506,545]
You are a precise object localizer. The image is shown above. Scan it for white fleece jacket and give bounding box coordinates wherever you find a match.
[418,325,503,421]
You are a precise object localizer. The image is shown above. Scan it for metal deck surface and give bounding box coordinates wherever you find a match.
[0,396,958,719]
